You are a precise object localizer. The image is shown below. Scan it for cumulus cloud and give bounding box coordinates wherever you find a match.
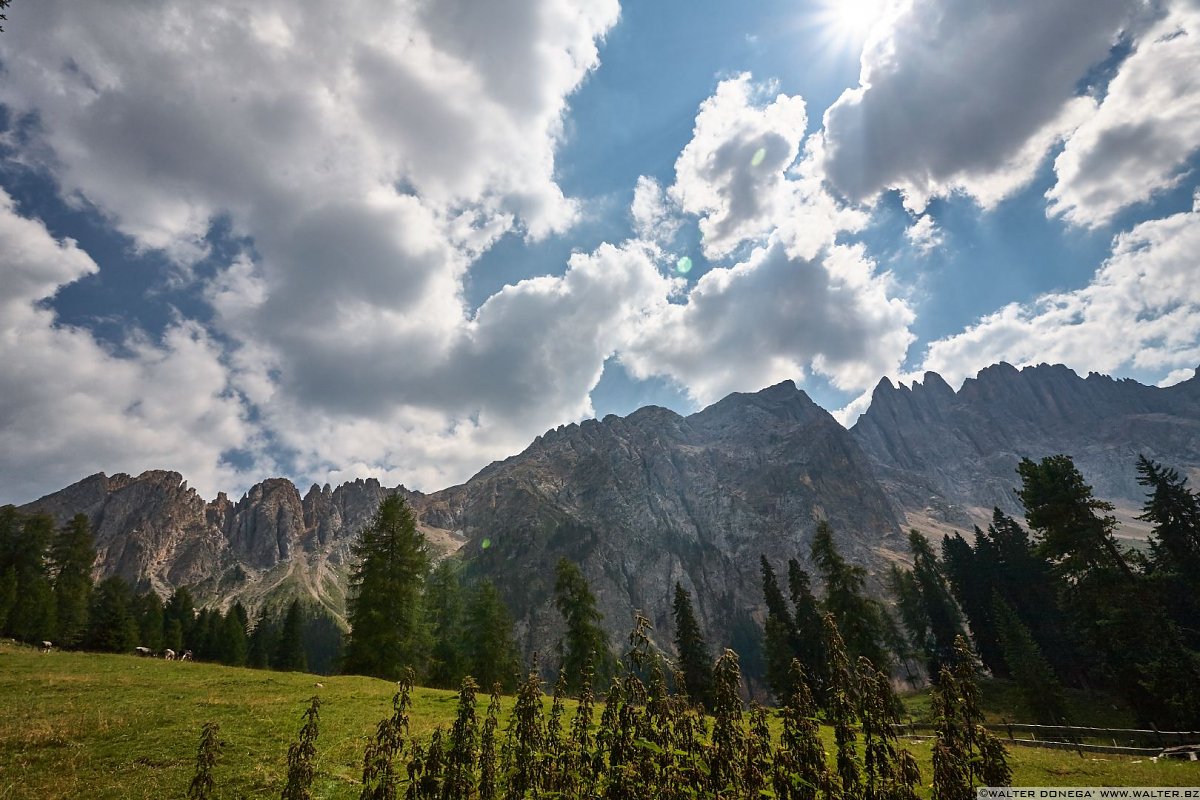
[905,214,944,255]
[622,238,915,404]
[0,189,254,502]
[1047,0,1200,227]
[919,191,1200,387]
[820,0,1137,210]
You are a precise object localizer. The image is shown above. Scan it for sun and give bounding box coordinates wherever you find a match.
[814,0,888,49]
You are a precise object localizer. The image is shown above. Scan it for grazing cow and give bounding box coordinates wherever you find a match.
[134,646,152,657]
[163,648,176,661]
[180,650,193,661]
[40,641,52,653]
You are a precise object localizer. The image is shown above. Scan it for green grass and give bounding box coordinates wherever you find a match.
[1,642,1198,799]
[900,679,1139,728]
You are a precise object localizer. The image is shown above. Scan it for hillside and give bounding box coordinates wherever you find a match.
[3,642,1199,799]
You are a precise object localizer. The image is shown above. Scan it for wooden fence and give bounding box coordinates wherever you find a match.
[892,721,1200,757]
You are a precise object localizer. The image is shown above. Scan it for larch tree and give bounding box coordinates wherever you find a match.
[343,493,431,680]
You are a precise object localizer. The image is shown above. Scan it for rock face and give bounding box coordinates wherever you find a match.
[851,362,1200,531]
[21,473,462,620]
[18,363,1200,671]
[420,380,902,665]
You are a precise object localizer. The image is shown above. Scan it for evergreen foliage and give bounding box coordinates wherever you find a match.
[86,575,137,652]
[463,580,519,692]
[992,595,1066,725]
[274,599,308,672]
[786,558,829,698]
[425,559,467,689]
[51,513,95,648]
[812,521,891,671]
[671,582,714,708]
[344,494,432,680]
[132,591,165,652]
[553,557,612,694]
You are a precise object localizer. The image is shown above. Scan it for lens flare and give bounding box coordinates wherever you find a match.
[750,147,767,167]
[676,256,693,274]
[481,537,491,550]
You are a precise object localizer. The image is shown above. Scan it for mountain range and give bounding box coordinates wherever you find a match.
[17,362,1200,663]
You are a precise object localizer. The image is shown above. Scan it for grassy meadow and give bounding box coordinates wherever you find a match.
[1,641,1198,799]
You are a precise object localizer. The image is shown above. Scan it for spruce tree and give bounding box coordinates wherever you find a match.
[425,559,467,688]
[671,582,714,708]
[761,556,800,701]
[274,598,308,672]
[812,521,891,670]
[51,513,95,648]
[343,493,431,680]
[464,580,520,692]
[553,557,612,693]
[786,558,828,699]
[992,595,1066,725]
[1138,455,1200,577]
[301,605,345,675]
[218,604,248,666]
[132,591,165,652]
[247,606,278,669]
[164,587,196,649]
[87,575,137,652]
[4,511,56,643]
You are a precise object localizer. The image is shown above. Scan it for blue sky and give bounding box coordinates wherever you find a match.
[1,0,1199,504]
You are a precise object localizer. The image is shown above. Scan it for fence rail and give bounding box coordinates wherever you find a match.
[892,722,1200,756]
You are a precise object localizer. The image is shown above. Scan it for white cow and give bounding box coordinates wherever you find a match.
[180,650,193,661]
[40,641,52,653]
[134,646,152,657]
[163,648,176,661]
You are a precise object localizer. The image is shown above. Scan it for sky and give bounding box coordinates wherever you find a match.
[1,0,1199,505]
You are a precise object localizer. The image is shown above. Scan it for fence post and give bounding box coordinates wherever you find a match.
[1152,724,1164,749]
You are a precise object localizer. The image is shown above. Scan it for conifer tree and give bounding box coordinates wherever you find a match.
[554,557,612,693]
[464,580,520,692]
[344,494,431,680]
[761,556,800,702]
[812,521,891,670]
[274,598,308,672]
[51,513,95,648]
[671,582,714,708]
[787,558,828,699]
[164,586,196,649]
[87,575,137,652]
[992,595,1066,725]
[3,511,57,643]
[425,559,467,688]
[248,606,278,668]
[132,591,165,652]
[218,603,248,666]
[1138,455,1200,577]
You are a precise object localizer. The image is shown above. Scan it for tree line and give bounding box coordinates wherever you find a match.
[754,454,1200,729]
[0,506,342,673]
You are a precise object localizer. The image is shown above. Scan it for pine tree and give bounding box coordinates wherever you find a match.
[787,558,828,700]
[217,604,248,666]
[301,605,345,675]
[343,494,431,680]
[1138,455,1200,576]
[51,513,95,648]
[812,521,891,670]
[274,599,308,672]
[992,595,1066,725]
[554,558,612,693]
[4,511,57,643]
[761,556,800,702]
[87,575,137,652]
[425,559,467,688]
[132,591,165,652]
[940,531,1005,676]
[1017,455,1133,581]
[248,606,278,669]
[671,582,714,708]
[464,580,520,692]
[164,587,196,650]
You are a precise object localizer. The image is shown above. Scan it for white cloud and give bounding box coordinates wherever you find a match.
[670,75,810,258]
[0,189,255,503]
[905,214,943,255]
[622,237,915,405]
[630,176,683,250]
[1047,0,1200,227]
[919,191,1200,387]
[820,0,1138,210]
